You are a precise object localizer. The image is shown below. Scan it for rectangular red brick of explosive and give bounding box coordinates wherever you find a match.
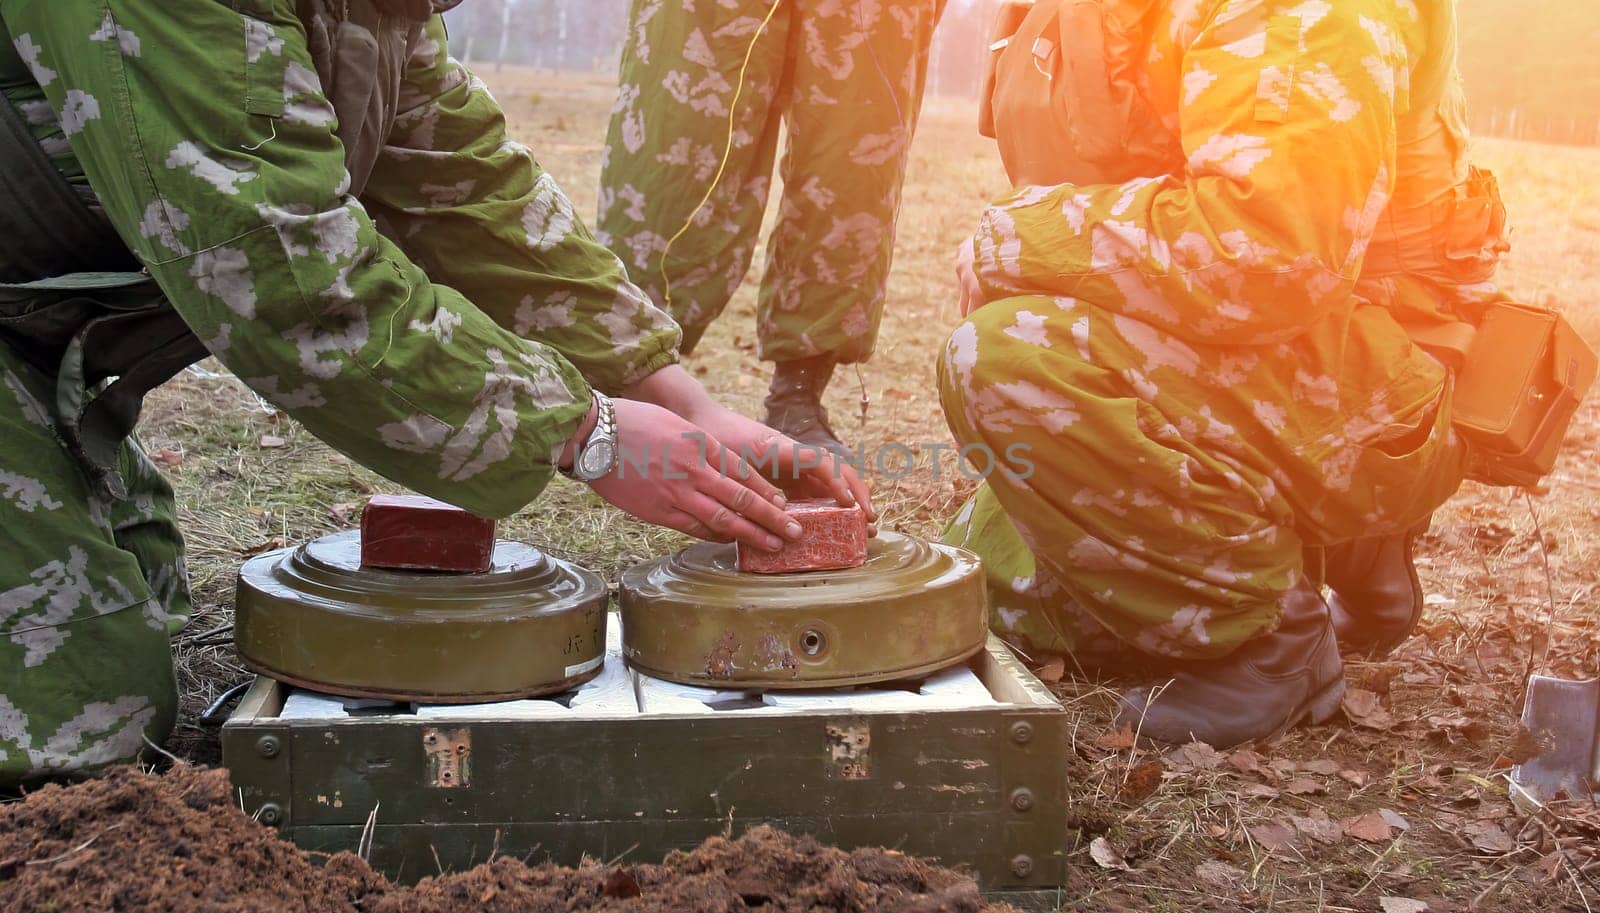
[360,494,496,574]
[737,498,868,574]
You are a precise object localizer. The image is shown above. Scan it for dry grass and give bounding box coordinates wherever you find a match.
[143,69,1600,909]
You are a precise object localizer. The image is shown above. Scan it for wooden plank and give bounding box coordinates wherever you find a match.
[976,636,1059,708]
[279,709,1007,827]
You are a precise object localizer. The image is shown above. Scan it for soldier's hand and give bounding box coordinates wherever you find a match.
[956,237,983,317]
[587,399,799,551]
[679,403,876,530]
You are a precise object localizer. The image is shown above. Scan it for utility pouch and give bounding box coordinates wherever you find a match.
[0,273,207,498]
[979,0,1177,187]
[1414,303,1598,487]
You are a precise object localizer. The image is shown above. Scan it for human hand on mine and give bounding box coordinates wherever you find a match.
[956,236,983,317]
[587,398,800,551]
[619,366,876,524]
[681,403,876,528]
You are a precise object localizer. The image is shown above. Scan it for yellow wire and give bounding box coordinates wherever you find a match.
[658,0,786,312]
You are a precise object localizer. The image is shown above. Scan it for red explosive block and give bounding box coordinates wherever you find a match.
[737,499,868,574]
[359,494,496,574]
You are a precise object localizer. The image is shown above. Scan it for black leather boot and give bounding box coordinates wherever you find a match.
[1322,521,1429,659]
[1113,581,1346,748]
[763,355,852,461]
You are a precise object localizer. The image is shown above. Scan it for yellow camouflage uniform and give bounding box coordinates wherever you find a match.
[942,0,1502,660]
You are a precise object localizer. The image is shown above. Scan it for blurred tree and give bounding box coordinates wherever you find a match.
[1458,0,1600,145]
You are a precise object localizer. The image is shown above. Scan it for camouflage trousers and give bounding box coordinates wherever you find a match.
[597,0,942,363]
[940,295,1468,662]
[0,344,190,787]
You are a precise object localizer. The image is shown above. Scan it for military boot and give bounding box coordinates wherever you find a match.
[1113,581,1346,748]
[763,355,852,461]
[1323,521,1430,659]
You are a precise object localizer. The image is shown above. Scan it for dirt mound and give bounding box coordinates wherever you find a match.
[0,766,997,913]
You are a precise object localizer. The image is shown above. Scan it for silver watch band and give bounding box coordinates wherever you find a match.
[560,392,617,481]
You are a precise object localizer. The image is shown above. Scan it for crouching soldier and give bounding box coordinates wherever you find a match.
[0,0,870,786]
[943,0,1580,746]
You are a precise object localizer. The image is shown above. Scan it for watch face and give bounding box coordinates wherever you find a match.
[580,440,617,478]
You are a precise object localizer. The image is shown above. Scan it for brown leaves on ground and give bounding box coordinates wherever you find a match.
[1089,837,1135,871]
[1194,860,1247,887]
[1342,687,1397,730]
[1095,722,1136,751]
[1115,760,1164,805]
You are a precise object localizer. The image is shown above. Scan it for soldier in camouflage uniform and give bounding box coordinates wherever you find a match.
[598,0,944,456]
[0,0,870,787]
[945,0,1508,746]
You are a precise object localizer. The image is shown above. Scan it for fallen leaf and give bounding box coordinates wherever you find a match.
[1301,758,1339,776]
[602,869,641,899]
[1089,837,1134,871]
[1342,688,1396,730]
[1035,656,1065,684]
[1240,783,1281,800]
[1268,757,1299,780]
[1116,761,1164,804]
[1246,821,1298,854]
[1228,749,1265,777]
[1379,897,1429,913]
[1195,861,1247,886]
[1284,777,1326,796]
[329,501,363,526]
[1503,723,1542,765]
[239,537,285,557]
[258,434,286,448]
[1466,820,1516,855]
[154,448,185,467]
[1354,665,1399,695]
[1341,812,1395,843]
[1094,723,1136,752]
[1169,741,1224,771]
[1338,769,1369,788]
[1427,714,1491,743]
[1291,814,1343,845]
[1379,808,1411,832]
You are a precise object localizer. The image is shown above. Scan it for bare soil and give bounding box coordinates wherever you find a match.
[0,766,1000,913]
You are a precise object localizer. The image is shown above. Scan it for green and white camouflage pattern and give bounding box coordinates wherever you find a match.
[597,0,942,363]
[0,0,680,785]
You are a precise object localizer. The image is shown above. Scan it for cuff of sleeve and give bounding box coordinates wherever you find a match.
[607,347,681,396]
[418,378,593,521]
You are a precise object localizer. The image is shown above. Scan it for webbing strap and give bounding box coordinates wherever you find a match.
[0,94,133,283]
[1403,320,1476,371]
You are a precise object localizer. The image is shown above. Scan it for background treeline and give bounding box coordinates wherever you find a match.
[444,0,1600,147]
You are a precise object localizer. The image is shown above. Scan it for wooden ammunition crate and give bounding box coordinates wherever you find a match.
[222,633,1070,908]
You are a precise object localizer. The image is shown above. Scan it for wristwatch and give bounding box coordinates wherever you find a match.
[560,392,619,482]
